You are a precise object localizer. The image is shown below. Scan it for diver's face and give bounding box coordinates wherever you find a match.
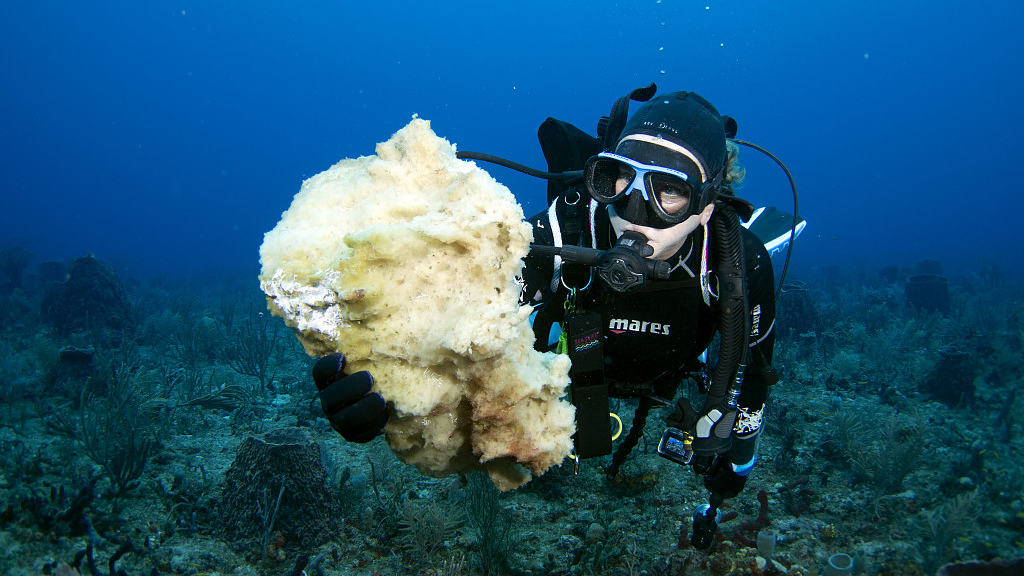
[615,165,691,215]
[609,202,714,261]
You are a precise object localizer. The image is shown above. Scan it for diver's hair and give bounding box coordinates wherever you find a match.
[721,140,746,195]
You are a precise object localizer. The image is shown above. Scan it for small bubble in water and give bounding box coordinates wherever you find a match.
[660,70,666,74]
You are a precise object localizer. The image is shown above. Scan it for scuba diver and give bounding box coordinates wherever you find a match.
[313,85,799,549]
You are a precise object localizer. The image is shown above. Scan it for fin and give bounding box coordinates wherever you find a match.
[743,206,807,259]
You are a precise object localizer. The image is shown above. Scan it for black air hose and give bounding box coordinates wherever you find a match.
[706,204,750,407]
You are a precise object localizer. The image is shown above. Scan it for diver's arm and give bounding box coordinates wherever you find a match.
[520,207,560,350]
[705,230,777,497]
[520,209,555,304]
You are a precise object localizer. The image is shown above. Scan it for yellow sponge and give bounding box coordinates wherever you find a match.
[259,118,574,490]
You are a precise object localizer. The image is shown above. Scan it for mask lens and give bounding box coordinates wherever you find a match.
[586,153,699,226]
[586,157,634,203]
[647,173,693,218]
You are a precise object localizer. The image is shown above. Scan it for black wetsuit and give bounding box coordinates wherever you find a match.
[520,194,776,477]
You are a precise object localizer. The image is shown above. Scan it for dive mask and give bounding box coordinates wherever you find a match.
[584,152,697,226]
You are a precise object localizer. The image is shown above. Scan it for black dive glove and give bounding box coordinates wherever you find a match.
[702,454,748,499]
[663,398,737,474]
[312,353,390,443]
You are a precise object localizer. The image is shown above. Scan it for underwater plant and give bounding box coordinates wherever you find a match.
[847,412,925,495]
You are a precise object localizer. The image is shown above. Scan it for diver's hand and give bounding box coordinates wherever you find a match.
[312,353,390,443]
[702,454,748,499]
[665,399,736,473]
[689,405,736,474]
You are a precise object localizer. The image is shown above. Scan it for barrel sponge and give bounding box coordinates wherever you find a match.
[258,118,574,490]
[218,428,340,548]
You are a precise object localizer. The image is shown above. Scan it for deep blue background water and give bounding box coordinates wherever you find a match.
[3,0,1020,283]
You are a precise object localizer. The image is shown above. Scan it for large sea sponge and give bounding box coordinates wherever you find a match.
[259,118,574,490]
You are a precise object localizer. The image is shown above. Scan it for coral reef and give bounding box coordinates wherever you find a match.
[921,346,977,407]
[0,238,33,294]
[40,255,135,348]
[1,248,1023,575]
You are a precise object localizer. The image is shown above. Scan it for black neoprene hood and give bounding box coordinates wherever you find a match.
[613,91,728,185]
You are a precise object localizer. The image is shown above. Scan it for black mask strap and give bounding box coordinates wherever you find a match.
[599,83,659,150]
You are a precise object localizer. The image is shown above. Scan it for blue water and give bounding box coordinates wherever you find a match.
[2,0,1021,281]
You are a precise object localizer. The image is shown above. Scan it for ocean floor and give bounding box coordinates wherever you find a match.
[1,262,1022,576]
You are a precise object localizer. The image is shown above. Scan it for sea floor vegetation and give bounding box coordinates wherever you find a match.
[0,257,1022,576]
